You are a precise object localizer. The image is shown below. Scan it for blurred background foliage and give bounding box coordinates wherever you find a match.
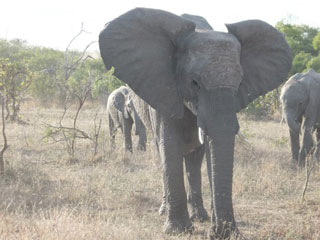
[0,39,123,106]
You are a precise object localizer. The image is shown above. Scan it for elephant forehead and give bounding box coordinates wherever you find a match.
[201,55,243,89]
[109,91,125,110]
[181,31,243,89]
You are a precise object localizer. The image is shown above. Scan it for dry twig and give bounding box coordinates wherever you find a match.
[301,150,316,202]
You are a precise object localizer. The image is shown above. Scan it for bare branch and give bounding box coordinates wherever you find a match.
[69,41,96,70]
[41,24,101,160]
[65,23,85,53]
[301,150,316,202]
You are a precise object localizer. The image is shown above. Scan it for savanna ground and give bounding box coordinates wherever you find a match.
[0,101,319,240]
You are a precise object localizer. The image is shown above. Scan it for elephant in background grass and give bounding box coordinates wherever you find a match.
[107,86,147,152]
[280,69,320,167]
[99,8,292,238]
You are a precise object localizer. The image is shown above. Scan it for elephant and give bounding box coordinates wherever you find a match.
[107,86,147,152]
[99,8,292,238]
[280,69,320,167]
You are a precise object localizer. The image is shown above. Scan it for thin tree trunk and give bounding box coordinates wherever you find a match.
[5,96,10,121]
[0,94,8,174]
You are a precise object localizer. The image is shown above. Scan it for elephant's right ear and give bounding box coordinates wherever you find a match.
[99,8,196,118]
[226,20,292,111]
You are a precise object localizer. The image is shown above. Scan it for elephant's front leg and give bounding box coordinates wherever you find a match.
[158,118,192,234]
[184,145,209,222]
[289,128,300,163]
[122,117,133,152]
[108,115,116,147]
[158,175,167,216]
[136,123,147,151]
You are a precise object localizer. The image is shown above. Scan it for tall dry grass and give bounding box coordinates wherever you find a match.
[0,103,319,239]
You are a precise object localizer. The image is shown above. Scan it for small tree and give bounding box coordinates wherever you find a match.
[0,58,32,122]
[42,25,104,161]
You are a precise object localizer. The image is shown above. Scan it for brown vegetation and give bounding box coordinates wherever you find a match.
[0,102,319,239]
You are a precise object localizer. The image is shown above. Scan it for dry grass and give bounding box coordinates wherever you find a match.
[0,103,320,240]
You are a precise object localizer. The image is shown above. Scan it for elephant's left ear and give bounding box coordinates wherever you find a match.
[226,20,292,111]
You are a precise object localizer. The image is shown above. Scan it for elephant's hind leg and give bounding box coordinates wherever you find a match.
[108,115,116,147]
[184,145,209,222]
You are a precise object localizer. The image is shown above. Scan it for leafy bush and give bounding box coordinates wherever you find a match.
[306,55,320,72]
[241,88,281,119]
[0,38,125,105]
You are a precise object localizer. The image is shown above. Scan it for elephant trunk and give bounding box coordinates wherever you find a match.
[198,88,239,238]
[206,134,236,238]
[131,108,147,151]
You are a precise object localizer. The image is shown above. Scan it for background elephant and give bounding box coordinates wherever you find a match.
[280,69,320,166]
[107,86,147,152]
[99,8,292,238]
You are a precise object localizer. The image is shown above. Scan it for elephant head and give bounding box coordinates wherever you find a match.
[99,8,292,237]
[280,73,308,134]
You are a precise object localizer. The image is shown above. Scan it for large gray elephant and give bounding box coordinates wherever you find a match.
[280,69,320,167]
[107,86,147,152]
[99,8,292,238]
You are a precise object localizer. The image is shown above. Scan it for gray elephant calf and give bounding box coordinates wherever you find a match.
[107,86,147,152]
[280,69,320,166]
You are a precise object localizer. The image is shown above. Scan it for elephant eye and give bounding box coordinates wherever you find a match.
[191,79,200,90]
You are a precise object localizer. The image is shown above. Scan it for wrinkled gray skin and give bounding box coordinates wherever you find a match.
[107,86,147,152]
[99,8,292,239]
[280,69,320,167]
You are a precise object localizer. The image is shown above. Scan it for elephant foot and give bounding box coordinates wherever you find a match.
[298,159,305,168]
[163,212,193,234]
[137,143,146,152]
[188,197,209,222]
[158,201,166,216]
[190,206,209,222]
[209,222,239,240]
